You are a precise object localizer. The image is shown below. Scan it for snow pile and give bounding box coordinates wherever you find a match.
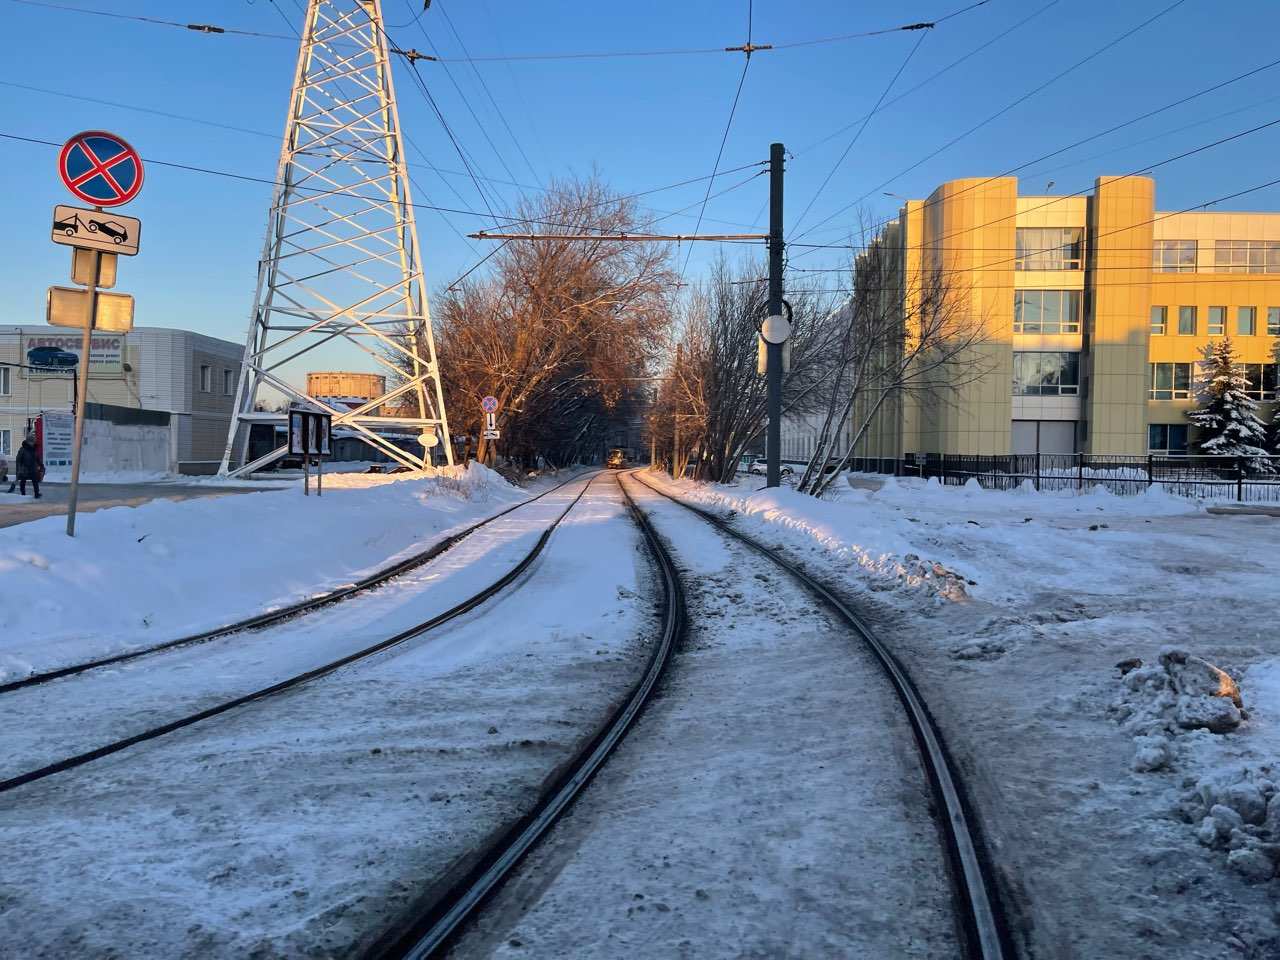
[1111,647,1245,771]
[1114,649,1280,884]
[1178,764,1280,883]
[645,476,972,601]
[0,463,525,681]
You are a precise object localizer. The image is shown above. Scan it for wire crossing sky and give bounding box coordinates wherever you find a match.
[2,0,1280,355]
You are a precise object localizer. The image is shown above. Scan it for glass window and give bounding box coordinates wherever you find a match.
[1016,228,1083,271]
[1150,362,1193,400]
[1268,307,1280,336]
[1150,306,1167,335]
[1153,239,1196,273]
[1242,363,1278,401]
[223,370,234,396]
[1208,306,1226,336]
[1215,240,1280,274]
[1148,424,1189,455]
[200,364,211,392]
[0,366,9,396]
[1177,306,1197,336]
[1238,306,1257,336]
[1013,352,1080,396]
[1014,289,1082,333]
[0,429,9,457]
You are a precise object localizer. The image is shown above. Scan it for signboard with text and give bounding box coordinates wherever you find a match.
[39,412,74,468]
[22,332,125,378]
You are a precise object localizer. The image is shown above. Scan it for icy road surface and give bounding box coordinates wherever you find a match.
[0,475,657,958]
[447,473,958,959]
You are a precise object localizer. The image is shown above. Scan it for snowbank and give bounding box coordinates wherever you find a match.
[644,470,1201,605]
[0,464,532,681]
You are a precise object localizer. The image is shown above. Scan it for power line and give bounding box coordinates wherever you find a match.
[785,115,1280,260]
[432,0,541,183]
[793,0,1059,158]
[792,0,1190,244]
[799,54,1280,252]
[790,27,930,235]
[8,0,293,38]
[8,0,989,61]
[397,10,522,193]
[0,131,767,236]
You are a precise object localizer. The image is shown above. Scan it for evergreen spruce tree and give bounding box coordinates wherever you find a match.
[1185,336,1272,471]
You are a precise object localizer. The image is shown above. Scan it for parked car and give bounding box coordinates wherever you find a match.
[27,346,79,369]
[747,457,794,477]
[88,218,128,243]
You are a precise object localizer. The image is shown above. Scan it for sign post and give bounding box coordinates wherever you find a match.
[289,407,333,496]
[480,395,500,441]
[54,129,144,537]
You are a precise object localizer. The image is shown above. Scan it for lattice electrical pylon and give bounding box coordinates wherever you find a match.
[219,0,452,476]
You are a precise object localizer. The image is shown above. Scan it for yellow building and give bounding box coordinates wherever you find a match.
[846,175,1280,460]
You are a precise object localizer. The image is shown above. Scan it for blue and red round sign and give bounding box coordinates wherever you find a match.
[58,130,144,207]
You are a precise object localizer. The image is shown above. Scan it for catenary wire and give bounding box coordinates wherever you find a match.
[790,28,929,236]
[793,53,1280,254]
[791,0,1190,244]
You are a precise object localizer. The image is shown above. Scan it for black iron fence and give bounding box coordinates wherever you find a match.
[848,453,1280,503]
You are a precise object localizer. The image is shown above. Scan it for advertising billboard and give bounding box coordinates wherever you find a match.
[21,332,125,378]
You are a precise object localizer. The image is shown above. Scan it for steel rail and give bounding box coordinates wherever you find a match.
[627,470,1012,960]
[0,470,593,695]
[0,474,602,795]
[368,472,686,960]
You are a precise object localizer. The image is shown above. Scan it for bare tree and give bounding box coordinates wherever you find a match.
[426,176,674,467]
[657,257,842,484]
[797,215,995,497]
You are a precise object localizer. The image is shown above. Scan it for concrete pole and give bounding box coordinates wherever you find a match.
[766,142,785,489]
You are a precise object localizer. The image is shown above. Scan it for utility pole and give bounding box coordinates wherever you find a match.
[765,142,786,489]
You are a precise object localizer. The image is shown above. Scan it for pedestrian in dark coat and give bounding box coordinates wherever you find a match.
[11,434,41,498]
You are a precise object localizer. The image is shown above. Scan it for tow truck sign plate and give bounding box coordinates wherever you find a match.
[51,204,140,256]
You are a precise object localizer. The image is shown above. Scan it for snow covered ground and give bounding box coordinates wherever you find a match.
[0,464,579,682]
[641,469,1280,959]
[0,474,658,958]
[448,473,958,959]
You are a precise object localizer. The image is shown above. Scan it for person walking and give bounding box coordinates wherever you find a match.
[11,433,42,498]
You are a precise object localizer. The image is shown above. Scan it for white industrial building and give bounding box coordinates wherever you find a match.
[0,326,242,474]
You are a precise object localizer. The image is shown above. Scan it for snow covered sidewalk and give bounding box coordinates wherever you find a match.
[642,469,1280,959]
[0,465,578,683]
[0,475,657,958]
[448,474,958,958]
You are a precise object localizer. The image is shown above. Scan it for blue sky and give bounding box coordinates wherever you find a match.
[3,0,1280,358]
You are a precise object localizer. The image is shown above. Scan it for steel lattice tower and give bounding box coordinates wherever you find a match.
[219,0,452,476]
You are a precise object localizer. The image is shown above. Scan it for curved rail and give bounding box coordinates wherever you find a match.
[626,470,1012,960]
[366,472,686,960]
[0,470,594,695]
[0,474,600,796]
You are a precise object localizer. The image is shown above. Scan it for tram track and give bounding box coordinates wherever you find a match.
[0,470,594,696]
[0,473,602,796]
[625,469,1014,960]
[365,471,685,960]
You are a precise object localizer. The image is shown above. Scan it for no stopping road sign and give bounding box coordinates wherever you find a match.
[58,131,144,207]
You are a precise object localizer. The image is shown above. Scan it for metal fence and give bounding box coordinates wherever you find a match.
[848,453,1280,502]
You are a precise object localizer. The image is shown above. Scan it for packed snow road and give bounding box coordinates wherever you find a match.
[0,474,661,958]
[445,472,960,959]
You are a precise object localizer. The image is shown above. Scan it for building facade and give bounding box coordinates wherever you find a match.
[0,326,242,473]
[825,175,1279,461]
